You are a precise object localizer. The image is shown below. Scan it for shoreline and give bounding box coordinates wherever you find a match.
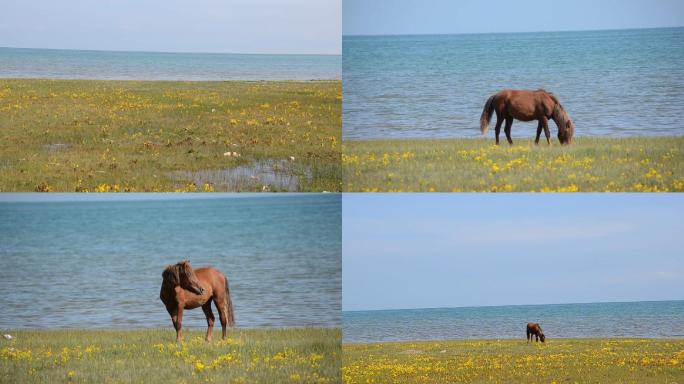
[343,336,684,345]
[0,77,341,82]
[343,134,684,142]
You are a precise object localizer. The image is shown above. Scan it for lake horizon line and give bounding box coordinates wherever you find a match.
[344,298,684,313]
[343,25,684,38]
[0,45,342,57]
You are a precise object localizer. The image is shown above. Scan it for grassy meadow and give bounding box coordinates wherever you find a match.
[343,137,684,192]
[0,328,340,383]
[343,338,684,383]
[0,78,341,192]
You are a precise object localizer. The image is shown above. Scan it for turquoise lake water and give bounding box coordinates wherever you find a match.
[0,194,341,329]
[343,300,684,343]
[0,47,341,80]
[343,27,684,139]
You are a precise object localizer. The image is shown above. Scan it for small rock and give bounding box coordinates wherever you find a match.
[3,334,12,340]
[262,185,270,192]
[440,350,447,353]
[289,156,295,161]
[211,108,216,113]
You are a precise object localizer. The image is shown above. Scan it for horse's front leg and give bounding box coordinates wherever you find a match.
[494,116,503,145]
[176,305,184,342]
[201,302,215,342]
[541,117,551,145]
[166,306,180,342]
[504,117,513,145]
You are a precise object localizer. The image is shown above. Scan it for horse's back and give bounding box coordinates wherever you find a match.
[195,267,228,297]
[527,322,542,332]
[195,267,225,285]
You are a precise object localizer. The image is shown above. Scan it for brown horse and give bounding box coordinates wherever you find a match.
[160,260,235,342]
[526,322,546,343]
[480,89,574,145]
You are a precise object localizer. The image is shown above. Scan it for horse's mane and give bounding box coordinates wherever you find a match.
[162,260,194,288]
[546,91,570,131]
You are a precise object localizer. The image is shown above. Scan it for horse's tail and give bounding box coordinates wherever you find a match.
[480,94,495,135]
[224,276,235,327]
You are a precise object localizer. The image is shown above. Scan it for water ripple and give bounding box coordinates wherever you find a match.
[0,195,341,329]
[343,28,684,139]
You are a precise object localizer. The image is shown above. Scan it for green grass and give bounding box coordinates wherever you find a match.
[343,137,684,192]
[0,78,341,192]
[343,338,684,383]
[0,328,340,383]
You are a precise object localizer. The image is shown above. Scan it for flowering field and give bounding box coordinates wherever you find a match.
[0,79,341,192]
[343,137,684,192]
[0,328,340,383]
[343,339,684,383]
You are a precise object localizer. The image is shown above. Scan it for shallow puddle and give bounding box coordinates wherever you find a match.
[170,159,310,192]
[42,143,68,152]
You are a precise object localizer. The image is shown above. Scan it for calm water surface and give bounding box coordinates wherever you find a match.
[343,301,684,343]
[0,194,341,329]
[343,28,684,139]
[0,47,341,80]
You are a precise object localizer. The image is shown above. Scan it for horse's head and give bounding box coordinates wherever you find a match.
[553,102,574,145]
[539,332,546,342]
[163,260,205,295]
[558,119,574,145]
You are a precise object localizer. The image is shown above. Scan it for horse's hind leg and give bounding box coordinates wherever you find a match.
[494,115,503,145]
[535,121,543,144]
[504,117,513,145]
[216,299,228,340]
[201,301,215,342]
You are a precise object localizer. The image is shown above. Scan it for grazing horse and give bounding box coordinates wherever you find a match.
[526,322,546,343]
[160,260,235,342]
[480,89,574,145]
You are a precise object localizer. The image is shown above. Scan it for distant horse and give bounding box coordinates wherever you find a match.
[526,322,546,343]
[160,260,235,342]
[480,89,574,145]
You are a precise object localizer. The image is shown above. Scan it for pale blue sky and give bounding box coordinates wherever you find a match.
[0,0,341,54]
[344,0,684,36]
[343,194,684,311]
